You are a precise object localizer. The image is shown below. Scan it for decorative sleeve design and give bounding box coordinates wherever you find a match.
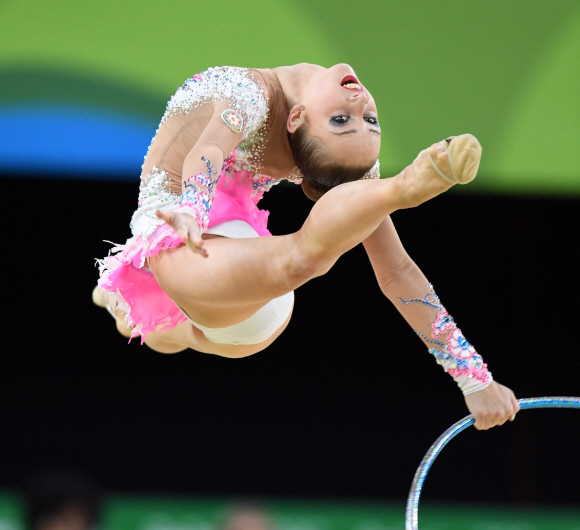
[130,166,178,239]
[162,67,269,140]
[399,284,492,395]
[176,157,219,232]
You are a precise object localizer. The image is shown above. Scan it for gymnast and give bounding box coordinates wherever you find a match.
[94,63,519,430]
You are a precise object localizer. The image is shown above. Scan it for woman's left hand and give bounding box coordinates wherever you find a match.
[155,209,208,257]
[464,380,520,430]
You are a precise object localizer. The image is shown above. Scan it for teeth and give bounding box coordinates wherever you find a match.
[343,82,361,89]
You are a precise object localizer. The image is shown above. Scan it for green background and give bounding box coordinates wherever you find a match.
[2,492,580,530]
[0,0,579,193]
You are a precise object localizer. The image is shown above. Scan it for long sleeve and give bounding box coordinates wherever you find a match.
[364,217,492,395]
[131,103,242,240]
[174,154,222,233]
[131,67,269,240]
[395,280,491,394]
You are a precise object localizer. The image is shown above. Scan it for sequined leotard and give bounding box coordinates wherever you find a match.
[98,67,307,340]
[132,66,304,242]
[96,66,491,394]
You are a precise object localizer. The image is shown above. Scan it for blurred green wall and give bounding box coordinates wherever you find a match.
[2,492,580,530]
[0,0,578,193]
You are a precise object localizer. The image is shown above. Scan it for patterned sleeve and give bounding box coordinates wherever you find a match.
[396,284,492,395]
[174,156,220,233]
[131,67,269,238]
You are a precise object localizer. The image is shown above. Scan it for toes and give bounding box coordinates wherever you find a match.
[429,142,455,183]
[429,143,452,177]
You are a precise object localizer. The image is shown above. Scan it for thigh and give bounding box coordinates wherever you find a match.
[143,306,293,357]
[148,233,311,328]
[149,176,411,328]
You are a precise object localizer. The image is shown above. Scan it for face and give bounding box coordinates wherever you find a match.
[289,64,381,168]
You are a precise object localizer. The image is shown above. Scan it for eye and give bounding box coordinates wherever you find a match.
[364,117,379,125]
[330,115,349,125]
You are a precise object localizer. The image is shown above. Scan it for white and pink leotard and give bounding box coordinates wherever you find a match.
[97,67,304,342]
[96,66,491,395]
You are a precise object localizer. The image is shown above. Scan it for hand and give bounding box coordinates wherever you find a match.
[464,380,520,430]
[155,210,208,257]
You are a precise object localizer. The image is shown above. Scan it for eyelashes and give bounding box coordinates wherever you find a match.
[330,115,349,125]
[330,115,379,126]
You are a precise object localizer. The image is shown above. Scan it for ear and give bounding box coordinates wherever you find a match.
[287,104,304,134]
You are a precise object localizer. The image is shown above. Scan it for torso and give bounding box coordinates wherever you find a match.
[139,66,302,202]
[134,67,309,348]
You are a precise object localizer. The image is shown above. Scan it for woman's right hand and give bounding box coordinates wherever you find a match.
[155,210,208,257]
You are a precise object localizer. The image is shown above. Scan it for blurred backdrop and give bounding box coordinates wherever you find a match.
[1,1,579,529]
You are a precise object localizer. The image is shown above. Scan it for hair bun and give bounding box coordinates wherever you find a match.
[301,178,329,202]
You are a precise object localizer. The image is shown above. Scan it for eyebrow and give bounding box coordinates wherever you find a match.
[331,129,358,135]
[330,129,381,136]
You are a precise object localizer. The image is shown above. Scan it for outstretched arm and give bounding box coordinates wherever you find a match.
[363,216,519,429]
[156,101,242,257]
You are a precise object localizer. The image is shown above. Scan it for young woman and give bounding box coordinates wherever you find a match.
[95,63,519,430]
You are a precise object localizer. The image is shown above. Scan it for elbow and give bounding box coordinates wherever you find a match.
[376,255,417,295]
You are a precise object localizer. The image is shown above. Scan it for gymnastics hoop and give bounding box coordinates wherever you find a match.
[406,396,580,530]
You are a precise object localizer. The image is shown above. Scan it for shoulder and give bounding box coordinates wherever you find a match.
[165,67,269,137]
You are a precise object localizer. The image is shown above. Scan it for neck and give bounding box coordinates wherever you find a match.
[255,69,296,177]
[273,63,323,108]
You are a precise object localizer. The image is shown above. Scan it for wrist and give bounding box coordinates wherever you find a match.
[454,372,493,395]
[175,203,206,233]
[399,283,492,395]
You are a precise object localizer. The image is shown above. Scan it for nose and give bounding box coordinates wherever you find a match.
[349,91,368,107]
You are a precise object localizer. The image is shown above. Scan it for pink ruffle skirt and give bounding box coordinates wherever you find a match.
[98,169,270,342]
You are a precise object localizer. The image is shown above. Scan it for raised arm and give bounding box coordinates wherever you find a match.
[363,216,519,429]
[156,101,242,256]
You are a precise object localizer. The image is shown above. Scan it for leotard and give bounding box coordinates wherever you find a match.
[97,67,303,342]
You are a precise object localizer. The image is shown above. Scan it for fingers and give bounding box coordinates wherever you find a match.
[190,240,208,258]
[155,210,209,258]
[510,393,520,421]
[155,209,176,223]
[472,408,505,430]
[184,235,208,257]
[156,209,184,240]
[473,410,507,430]
[471,393,520,430]
[186,226,208,257]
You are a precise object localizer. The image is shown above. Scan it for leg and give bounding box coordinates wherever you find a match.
[150,143,453,327]
[93,285,134,338]
[142,308,293,357]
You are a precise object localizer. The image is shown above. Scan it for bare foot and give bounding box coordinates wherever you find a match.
[92,286,135,338]
[115,317,134,338]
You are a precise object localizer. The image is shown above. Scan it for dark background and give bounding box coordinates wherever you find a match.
[2,175,579,505]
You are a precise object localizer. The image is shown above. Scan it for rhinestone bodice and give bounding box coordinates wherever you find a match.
[159,66,301,189]
[132,67,302,239]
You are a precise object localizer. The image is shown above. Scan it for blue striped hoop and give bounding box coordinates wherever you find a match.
[406,397,580,530]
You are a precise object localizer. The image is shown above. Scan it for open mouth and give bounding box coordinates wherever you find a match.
[340,75,363,91]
